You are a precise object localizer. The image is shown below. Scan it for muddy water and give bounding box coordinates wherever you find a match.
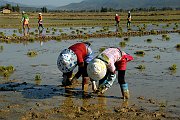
[0,33,180,119]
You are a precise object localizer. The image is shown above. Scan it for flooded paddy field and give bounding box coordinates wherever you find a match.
[0,31,180,119]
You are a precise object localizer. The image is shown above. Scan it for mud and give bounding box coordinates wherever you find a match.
[0,32,180,119]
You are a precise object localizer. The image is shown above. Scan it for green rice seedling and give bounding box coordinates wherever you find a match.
[35,74,41,81]
[76,29,80,34]
[52,31,55,35]
[154,55,160,60]
[6,66,15,72]
[35,29,39,33]
[151,30,157,35]
[18,28,22,34]
[30,32,35,35]
[46,30,50,33]
[80,30,83,34]
[134,50,145,56]
[0,32,5,36]
[0,65,15,77]
[135,64,146,70]
[119,41,126,47]
[13,30,17,33]
[117,32,122,38]
[176,44,180,48]
[59,29,63,32]
[3,71,10,77]
[28,37,35,42]
[146,38,152,43]
[169,64,177,70]
[162,34,170,40]
[0,45,4,51]
[12,34,17,37]
[71,31,75,34]
[124,37,130,41]
[27,51,38,57]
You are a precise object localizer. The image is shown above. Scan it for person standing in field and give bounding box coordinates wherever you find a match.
[21,11,30,35]
[115,14,120,32]
[87,47,133,99]
[57,42,94,94]
[127,11,131,30]
[38,13,44,31]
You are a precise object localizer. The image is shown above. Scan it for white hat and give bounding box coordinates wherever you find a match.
[128,11,130,13]
[57,49,77,73]
[116,14,118,16]
[22,11,25,14]
[87,58,107,81]
[39,13,42,15]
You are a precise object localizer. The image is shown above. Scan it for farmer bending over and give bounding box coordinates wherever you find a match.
[87,47,133,99]
[57,42,94,92]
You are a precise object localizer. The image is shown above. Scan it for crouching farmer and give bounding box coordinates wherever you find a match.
[87,47,133,99]
[57,42,93,92]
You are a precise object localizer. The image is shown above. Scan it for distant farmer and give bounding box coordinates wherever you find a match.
[115,14,120,31]
[87,47,133,99]
[38,13,44,30]
[127,11,131,29]
[57,42,94,93]
[21,11,30,34]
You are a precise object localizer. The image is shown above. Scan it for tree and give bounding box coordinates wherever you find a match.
[41,7,48,13]
[100,7,108,12]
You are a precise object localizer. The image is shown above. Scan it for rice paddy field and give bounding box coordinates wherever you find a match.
[0,10,180,120]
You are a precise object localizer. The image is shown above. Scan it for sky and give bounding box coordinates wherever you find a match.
[5,0,84,7]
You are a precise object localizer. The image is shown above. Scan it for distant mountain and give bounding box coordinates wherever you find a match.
[0,0,27,7]
[0,0,55,11]
[57,0,180,10]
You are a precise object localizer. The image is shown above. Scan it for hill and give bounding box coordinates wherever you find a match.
[57,0,180,10]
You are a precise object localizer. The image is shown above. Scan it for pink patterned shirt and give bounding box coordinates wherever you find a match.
[102,48,133,72]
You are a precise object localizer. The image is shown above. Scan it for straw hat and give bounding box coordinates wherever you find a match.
[57,49,77,73]
[87,58,107,81]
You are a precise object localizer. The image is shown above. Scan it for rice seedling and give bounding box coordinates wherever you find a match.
[134,50,145,56]
[175,44,180,48]
[27,50,38,57]
[135,64,146,70]
[162,34,170,40]
[59,29,63,32]
[124,37,130,41]
[12,34,17,37]
[119,41,126,47]
[0,32,5,36]
[0,45,4,51]
[0,65,15,77]
[151,30,157,35]
[146,38,152,43]
[169,64,177,70]
[35,74,41,81]
[154,55,160,60]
